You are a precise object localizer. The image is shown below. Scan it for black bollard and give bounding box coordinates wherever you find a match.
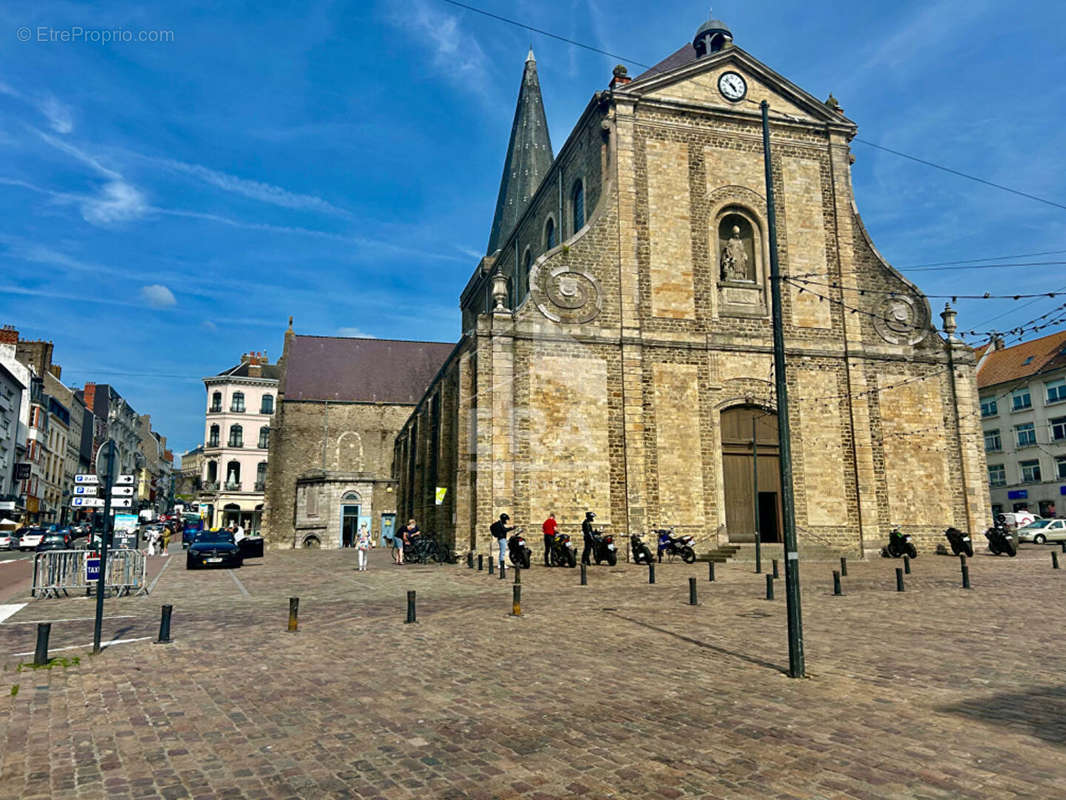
[895,568,904,592]
[1053,551,1060,570]
[903,555,911,574]
[648,563,656,584]
[689,577,698,606]
[840,556,848,578]
[765,574,774,600]
[514,566,521,584]
[154,605,173,644]
[657,549,662,564]
[33,622,51,667]
[708,561,715,582]
[488,558,494,574]
[498,561,505,580]
[511,585,522,616]
[832,570,842,596]
[287,597,299,632]
[478,554,483,571]
[961,563,970,589]
[580,563,587,586]
[467,552,474,569]
[772,559,779,579]
[405,590,416,624]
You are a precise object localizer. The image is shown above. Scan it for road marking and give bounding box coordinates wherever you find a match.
[227,569,250,597]
[12,635,152,657]
[0,603,27,624]
[147,554,173,595]
[1,614,136,625]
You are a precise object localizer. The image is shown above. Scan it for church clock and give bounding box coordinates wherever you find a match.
[718,71,747,102]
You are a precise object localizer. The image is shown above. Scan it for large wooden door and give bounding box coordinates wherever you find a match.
[721,406,782,543]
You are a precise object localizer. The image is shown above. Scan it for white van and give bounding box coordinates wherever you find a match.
[1000,510,1038,530]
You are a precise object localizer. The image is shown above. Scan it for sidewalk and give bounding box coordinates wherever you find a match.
[0,545,1064,798]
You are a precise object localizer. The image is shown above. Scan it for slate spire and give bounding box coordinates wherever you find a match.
[486,48,553,255]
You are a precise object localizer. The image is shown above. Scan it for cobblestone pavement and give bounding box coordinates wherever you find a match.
[0,543,1064,799]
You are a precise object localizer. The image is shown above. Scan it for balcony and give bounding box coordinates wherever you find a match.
[254,481,266,492]
[208,405,222,414]
[224,481,242,491]
[230,407,246,414]
[227,441,244,449]
[203,481,219,491]
[207,440,220,449]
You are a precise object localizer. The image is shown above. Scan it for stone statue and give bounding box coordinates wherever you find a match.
[720,225,753,282]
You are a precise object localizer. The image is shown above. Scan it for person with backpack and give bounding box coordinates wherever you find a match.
[490,513,515,570]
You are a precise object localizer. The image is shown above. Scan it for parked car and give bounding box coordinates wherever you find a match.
[0,531,17,551]
[18,527,46,551]
[186,529,243,570]
[1000,511,1040,531]
[1016,518,1066,544]
[36,531,72,552]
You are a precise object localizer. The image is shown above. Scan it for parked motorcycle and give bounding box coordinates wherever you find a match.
[656,529,696,563]
[590,530,618,566]
[549,532,577,567]
[882,524,918,559]
[985,515,1017,557]
[944,527,974,557]
[508,529,532,569]
[629,533,655,565]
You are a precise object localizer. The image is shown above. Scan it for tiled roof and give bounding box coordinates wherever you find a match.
[284,335,454,404]
[976,330,1066,389]
[634,43,697,82]
[217,362,282,380]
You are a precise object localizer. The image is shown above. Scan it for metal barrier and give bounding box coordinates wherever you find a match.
[32,550,148,598]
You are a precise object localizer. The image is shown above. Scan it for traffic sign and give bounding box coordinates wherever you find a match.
[111,498,133,509]
[72,497,105,508]
[116,474,135,486]
[111,486,134,497]
[85,556,100,582]
[74,485,98,496]
[95,439,119,483]
[75,474,100,484]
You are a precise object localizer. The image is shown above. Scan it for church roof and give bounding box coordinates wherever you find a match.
[977,330,1066,389]
[634,42,699,82]
[486,49,553,255]
[284,335,454,404]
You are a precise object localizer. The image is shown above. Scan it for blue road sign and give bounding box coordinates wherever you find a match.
[86,556,101,582]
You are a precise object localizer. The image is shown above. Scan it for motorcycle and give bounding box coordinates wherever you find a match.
[590,530,618,566]
[881,524,917,559]
[656,529,696,563]
[629,533,655,565]
[985,515,1017,557]
[944,527,974,557]
[549,532,577,567]
[508,529,531,569]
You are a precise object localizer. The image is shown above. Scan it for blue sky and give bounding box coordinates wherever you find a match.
[1,0,1065,456]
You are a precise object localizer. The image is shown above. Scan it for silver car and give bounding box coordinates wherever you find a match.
[1016,519,1066,544]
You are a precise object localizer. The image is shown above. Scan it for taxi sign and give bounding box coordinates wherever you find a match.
[85,556,100,582]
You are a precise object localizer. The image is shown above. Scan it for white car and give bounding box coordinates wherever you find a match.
[17,528,46,550]
[1016,519,1066,544]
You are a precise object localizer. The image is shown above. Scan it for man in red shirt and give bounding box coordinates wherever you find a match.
[542,513,558,567]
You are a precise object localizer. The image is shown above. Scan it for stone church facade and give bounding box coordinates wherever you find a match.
[394,17,990,557]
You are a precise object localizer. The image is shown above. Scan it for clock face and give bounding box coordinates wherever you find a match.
[718,71,747,102]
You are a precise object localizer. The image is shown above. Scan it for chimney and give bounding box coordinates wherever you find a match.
[49,364,62,380]
[0,325,17,345]
[609,64,631,90]
[245,350,263,378]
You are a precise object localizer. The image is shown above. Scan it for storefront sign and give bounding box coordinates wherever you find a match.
[1008,489,1028,500]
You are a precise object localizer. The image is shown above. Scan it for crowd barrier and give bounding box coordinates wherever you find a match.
[31,549,148,598]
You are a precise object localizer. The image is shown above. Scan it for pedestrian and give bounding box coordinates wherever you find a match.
[162,524,172,555]
[396,519,418,565]
[356,524,371,571]
[542,512,557,567]
[581,511,596,566]
[490,513,515,570]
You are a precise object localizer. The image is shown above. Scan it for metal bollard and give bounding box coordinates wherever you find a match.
[765,574,774,600]
[488,558,494,574]
[467,552,474,569]
[1053,551,1060,570]
[511,585,522,616]
[33,623,51,667]
[514,566,521,584]
[903,555,911,575]
[832,570,842,596]
[648,563,656,584]
[478,554,483,571]
[287,597,299,632]
[708,561,715,582]
[840,556,848,578]
[580,563,587,586]
[689,577,698,606]
[895,568,904,592]
[499,561,505,580]
[772,559,779,579]
[405,590,416,624]
[154,605,173,644]
[961,563,970,589]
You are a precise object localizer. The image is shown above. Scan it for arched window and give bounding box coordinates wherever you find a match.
[225,462,241,489]
[544,217,556,250]
[255,461,267,489]
[228,424,243,448]
[260,394,274,414]
[206,460,218,484]
[210,391,222,413]
[342,491,361,503]
[258,425,270,449]
[208,424,220,448]
[572,179,585,232]
[231,391,245,412]
[521,247,532,299]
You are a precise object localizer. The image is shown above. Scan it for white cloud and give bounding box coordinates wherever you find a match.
[399,0,490,94]
[81,180,148,225]
[39,95,73,134]
[336,326,371,338]
[140,284,177,308]
[202,320,218,331]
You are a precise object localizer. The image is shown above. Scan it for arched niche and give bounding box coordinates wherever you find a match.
[711,199,768,318]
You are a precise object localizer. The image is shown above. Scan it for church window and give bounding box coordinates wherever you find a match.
[228,424,243,448]
[572,180,585,232]
[523,247,532,290]
[544,217,556,250]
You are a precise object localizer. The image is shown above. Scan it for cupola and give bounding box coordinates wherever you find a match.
[693,14,733,56]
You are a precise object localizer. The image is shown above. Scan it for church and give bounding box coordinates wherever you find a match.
[391,15,991,557]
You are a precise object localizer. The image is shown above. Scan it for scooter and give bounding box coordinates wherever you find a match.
[944,527,974,557]
[508,529,532,568]
[985,515,1017,557]
[590,530,618,566]
[882,524,917,558]
[657,529,697,563]
[549,532,577,567]
[629,533,655,565]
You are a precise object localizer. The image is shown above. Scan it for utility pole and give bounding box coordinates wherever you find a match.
[752,415,761,574]
[761,100,805,678]
[92,440,116,655]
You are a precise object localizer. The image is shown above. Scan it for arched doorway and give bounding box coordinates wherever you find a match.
[721,406,782,543]
[340,491,360,548]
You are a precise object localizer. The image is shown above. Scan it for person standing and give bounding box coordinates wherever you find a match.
[542,512,557,567]
[490,513,515,570]
[581,511,596,566]
[161,524,172,554]
[396,519,418,565]
[356,524,371,571]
